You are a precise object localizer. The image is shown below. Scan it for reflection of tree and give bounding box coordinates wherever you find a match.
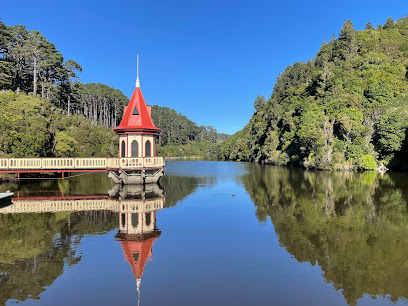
[0,172,115,196]
[242,165,408,305]
[160,175,204,207]
[0,210,117,304]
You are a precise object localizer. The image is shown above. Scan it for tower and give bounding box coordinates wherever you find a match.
[109,56,164,185]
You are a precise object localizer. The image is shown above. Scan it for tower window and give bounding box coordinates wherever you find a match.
[132,213,139,227]
[145,212,151,226]
[121,140,126,157]
[145,140,151,157]
[121,213,126,228]
[132,140,139,157]
[132,107,139,115]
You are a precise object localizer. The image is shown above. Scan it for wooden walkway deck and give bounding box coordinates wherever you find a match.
[0,157,165,174]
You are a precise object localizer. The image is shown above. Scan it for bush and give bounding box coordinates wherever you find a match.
[358,154,377,170]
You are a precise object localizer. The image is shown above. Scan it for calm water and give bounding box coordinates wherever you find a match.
[1,161,408,305]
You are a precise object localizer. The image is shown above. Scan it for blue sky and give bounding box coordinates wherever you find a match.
[1,0,407,134]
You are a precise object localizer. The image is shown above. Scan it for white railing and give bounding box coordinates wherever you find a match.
[0,197,164,214]
[0,157,165,171]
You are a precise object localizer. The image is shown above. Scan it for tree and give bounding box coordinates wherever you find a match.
[64,60,82,116]
[383,17,395,29]
[8,25,29,93]
[0,19,13,89]
[365,22,374,30]
[37,41,64,99]
[254,95,266,112]
[26,31,47,94]
[336,20,357,60]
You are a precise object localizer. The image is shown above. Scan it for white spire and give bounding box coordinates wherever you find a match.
[136,278,141,306]
[136,55,140,88]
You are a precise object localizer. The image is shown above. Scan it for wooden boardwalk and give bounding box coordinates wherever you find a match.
[0,157,164,176]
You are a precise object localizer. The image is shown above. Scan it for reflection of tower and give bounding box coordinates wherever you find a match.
[114,184,163,304]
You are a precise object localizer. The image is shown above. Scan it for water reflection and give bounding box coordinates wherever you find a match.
[0,177,175,305]
[111,184,163,301]
[4,162,408,305]
[242,165,408,305]
[0,203,113,304]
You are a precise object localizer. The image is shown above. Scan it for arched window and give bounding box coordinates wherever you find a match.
[121,213,126,228]
[131,140,138,157]
[145,140,151,157]
[132,213,139,227]
[145,212,151,226]
[121,140,126,157]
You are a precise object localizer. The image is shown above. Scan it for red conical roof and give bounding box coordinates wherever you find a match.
[121,237,156,280]
[114,86,160,134]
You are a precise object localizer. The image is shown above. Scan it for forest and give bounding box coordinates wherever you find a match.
[221,16,408,171]
[0,18,128,128]
[242,165,408,305]
[151,105,229,159]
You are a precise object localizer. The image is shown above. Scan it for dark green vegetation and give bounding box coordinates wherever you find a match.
[222,16,408,171]
[0,92,118,157]
[152,105,229,159]
[242,165,408,305]
[0,210,117,304]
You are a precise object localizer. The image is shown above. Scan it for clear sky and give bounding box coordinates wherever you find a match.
[1,0,407,134]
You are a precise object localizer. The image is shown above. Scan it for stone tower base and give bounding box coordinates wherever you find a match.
[108,169,164,185]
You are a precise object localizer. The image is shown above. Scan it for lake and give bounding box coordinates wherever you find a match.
[1,161,408,305]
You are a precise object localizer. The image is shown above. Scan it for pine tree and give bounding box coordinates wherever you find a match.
[336,20,357,60]
[383,17,395,29]
[365,22,374,30]
[64,60,82,116]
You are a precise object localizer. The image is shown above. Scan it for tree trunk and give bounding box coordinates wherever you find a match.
[33,56,37,94]
[67,79,71,117]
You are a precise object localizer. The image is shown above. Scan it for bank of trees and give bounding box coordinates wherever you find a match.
[242,165,408,305]
[0,92,118,157]
[0,18,128,128]
[221,16,408,170]
[151,105,229,158]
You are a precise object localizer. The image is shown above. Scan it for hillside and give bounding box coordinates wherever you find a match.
[0,92,118,158]
[151,105,229,159]
[221,16,408,171]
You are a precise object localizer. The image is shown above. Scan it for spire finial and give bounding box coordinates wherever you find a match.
[136,278,141,306]
[136,55,140,88]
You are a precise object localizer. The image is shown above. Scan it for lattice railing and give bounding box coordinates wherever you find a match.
[0,198,164,214]
[0,157,164,170]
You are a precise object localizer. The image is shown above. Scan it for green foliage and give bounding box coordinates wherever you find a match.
[0,209,117,304]
[157,139,220,160]
[358,154,377,170]
[221,15,408,171]
[0,19,128,130]
[0,92,118,157]
[151,105,229,158]
[242,165,408,305]
[365,22,374,31]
